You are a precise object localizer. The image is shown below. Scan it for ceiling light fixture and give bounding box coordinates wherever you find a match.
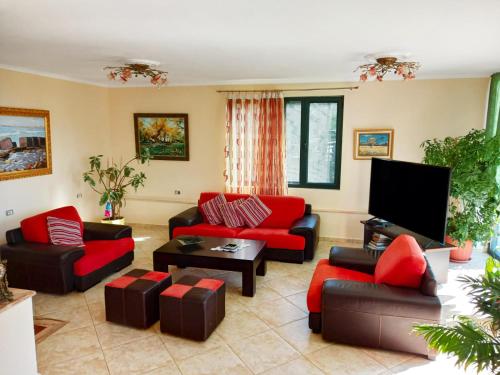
[356,56,420,82]
[104,59,168,87]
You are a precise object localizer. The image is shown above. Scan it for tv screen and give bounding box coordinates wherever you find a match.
[368,158,451,243]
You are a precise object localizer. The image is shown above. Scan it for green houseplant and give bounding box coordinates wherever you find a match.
[414,257,500,374]
[421,129,500,261]
[83,152,150,224]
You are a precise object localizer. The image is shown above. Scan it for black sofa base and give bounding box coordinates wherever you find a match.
[309,312,322,333]
[75,251,134,292]
[265,248,304,263]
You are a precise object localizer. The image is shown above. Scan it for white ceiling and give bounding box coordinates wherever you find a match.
[1,0,499,87]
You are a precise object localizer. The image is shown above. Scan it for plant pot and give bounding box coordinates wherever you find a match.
[446,236,473,263]
[100,217,126,225]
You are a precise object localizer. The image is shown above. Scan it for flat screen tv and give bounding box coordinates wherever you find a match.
[368,158,451,243]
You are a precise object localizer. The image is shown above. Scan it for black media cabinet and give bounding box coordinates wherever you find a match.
[362,220,454,283]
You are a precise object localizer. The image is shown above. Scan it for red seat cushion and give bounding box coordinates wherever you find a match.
[173,223,243,238]
[73,237,134,276]
[199,192,305,229]
[21,206,83,244]
[307,259,374,313]
[374,234,426,289]
[237,228,305,250]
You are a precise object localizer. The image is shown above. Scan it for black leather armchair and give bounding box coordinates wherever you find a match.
[0,222,134,294]
[310,246,441,358]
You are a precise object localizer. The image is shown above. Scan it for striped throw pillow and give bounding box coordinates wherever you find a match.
[219,199,245,228]
[236,195,272,228]
[200,193,227,225]
[47,216,84,246]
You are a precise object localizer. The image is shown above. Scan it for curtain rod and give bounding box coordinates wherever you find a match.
[216,86,359,93]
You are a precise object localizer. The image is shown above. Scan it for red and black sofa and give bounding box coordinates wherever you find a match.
[0,206,134,294]
[169,192,320,263]
[307,235,441,358]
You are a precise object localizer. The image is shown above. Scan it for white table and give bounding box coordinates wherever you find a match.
[0,288,38,375]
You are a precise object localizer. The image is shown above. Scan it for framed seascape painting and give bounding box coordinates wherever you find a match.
[134,113,189,161]
[353,128,394,160]
[0,107,52,181]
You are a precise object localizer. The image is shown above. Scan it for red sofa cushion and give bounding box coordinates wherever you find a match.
[374,234,426,289]
[21,206,83,244]
[199,192,305,228]
[307,259,374,313]
[173,223,243,239]
[237,228,305,250]
[73,237,134,276]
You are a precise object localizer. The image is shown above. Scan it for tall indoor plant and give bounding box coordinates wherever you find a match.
[414,257,500,374]
[421,129,500,262]
[83,152,150,224]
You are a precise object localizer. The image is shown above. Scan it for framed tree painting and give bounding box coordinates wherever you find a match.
[134,113,189,161]
[353,128,394,160]
[0,107,52,181]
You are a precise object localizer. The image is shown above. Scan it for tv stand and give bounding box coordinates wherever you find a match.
[361,220,454,283]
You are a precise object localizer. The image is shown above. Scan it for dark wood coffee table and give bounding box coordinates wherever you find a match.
[153,236,267,297]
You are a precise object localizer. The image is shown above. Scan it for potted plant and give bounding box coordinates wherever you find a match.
[421,129,500,262]
[83,152,150,224]
[414,257,499,374]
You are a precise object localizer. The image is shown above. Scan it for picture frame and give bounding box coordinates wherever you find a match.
[353,128,394,160]
[134,113,189,161]
[0,107,52,181]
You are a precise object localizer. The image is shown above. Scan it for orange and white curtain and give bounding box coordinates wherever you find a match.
[224,91,287,196]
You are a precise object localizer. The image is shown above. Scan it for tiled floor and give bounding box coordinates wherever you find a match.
[33,224,491,375]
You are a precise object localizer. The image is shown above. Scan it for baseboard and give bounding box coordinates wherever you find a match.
[319,236,363,244]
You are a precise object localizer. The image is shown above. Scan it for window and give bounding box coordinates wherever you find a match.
[285,96,343,189]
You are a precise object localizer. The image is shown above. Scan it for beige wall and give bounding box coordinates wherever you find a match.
[0,69,109,242]
[108,79,489,240]
[0,68,489,242]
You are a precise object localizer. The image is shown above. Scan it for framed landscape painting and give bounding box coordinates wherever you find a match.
[134,113,189,161]
[0,107,52,181]
[353,128,394,160]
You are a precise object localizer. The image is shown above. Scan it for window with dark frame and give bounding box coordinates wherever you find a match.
[285,96,344,189]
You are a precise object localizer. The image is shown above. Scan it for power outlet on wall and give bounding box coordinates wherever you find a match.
[5,209,14,216]
[76,193,83,199]
[174,190,181,195]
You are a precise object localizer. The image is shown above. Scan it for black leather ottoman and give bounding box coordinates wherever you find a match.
[160,275,225,341]
[105,269,172,328]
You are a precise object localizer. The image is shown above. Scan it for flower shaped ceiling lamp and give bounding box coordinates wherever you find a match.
[356,55,421,82]
[104,59,168,87]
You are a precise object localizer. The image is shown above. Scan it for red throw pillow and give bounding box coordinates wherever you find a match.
[200,193,227,225]
[236,195,272,228]
[47,216,84,246]
[374,234,426,288]
[219,199,245,228]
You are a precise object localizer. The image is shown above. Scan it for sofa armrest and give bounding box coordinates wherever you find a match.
[329,246,378,274]
[6,228,24,245]
[168,206,203,240]
[289,214,320,261]
[83,222,132,241]
[322,279,441,321]
[0,243,85,266]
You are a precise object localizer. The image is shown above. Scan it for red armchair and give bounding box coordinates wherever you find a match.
[0,206,134,294]
[307,235,441,358]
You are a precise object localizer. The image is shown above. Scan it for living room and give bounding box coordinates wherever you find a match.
[0,1,499,375]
